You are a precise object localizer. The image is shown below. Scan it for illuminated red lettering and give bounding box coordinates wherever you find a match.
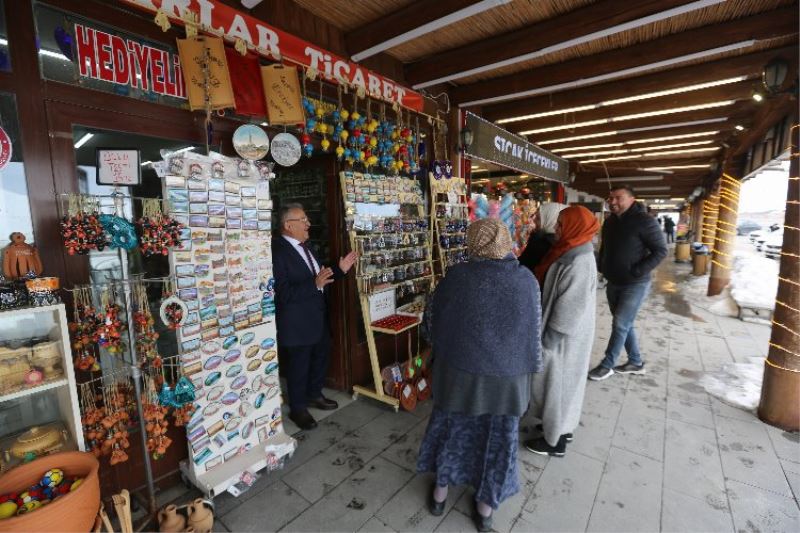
[129,42,150,92]
[95,31,114,82]
[111,35,130,85]
[163,50,177,96]
[174,55,185,98]
[149,47,166,94]
[75,24,97,78]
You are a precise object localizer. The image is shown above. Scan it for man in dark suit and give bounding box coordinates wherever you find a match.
[272,202,357,430]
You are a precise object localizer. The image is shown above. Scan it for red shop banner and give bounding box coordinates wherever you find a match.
[119,0,426,112]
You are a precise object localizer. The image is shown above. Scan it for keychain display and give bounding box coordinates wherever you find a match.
[137,198,185,257]
[430,167,469,275]
[60,194,107,255]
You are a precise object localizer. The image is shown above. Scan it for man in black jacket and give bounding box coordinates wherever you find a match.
[272,203,357,429]
[589,186,667,381]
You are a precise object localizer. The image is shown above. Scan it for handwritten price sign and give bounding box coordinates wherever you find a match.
[96,148,141,186]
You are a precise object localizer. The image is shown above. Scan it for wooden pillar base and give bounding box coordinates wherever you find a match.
[758,362,800,431]
[707,274,729,296]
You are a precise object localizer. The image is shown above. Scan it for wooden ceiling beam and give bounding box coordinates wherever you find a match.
[405,0,693,87]
[508,81,755,135]
[531,101,757,145]
[482,44,798,123]
[450,5,798,106]
[345,0,497,61]
[731,93,798,158]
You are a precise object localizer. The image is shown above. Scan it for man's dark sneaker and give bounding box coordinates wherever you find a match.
[534,423,573,442]
[524,436,567,457]
[588,365,614,381]
[614,362,646,375]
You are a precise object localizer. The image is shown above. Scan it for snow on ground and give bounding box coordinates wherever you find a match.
[729,251,780,310]
[700,358,766,412]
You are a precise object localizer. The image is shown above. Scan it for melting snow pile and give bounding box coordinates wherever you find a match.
[729,253,779,309]
[700,358,765,412]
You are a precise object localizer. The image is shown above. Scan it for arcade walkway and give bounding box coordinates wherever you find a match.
[166,256,800,532]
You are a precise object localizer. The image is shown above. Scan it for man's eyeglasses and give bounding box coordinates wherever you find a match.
[286,217,310,224]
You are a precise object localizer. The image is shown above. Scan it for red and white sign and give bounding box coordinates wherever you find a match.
[0,126,12,171]
[97,149,141,186]
[119,0,425,112]
[75,23,186,99]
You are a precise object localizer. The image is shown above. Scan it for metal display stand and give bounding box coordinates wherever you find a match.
[339,171,435,411]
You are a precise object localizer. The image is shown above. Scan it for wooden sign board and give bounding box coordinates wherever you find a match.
[261,65,305,125]
[177,37,235,111]
[96,148,141,186]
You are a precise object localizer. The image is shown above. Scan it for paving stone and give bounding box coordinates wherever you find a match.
[375,474,465,533]
[434,509,476,532]
[715,415,794,497]
[283,456,414,532]
[354,409,427,450]
[567,384,625,461]
[709,397,759,423]
[521,450,604,531]
[454,474,534,533]
[726,479,800,533]
[219,481,310,532]
[664,419,727,504]
[282,431,390,503]
[509,516,535,532]
[587,446,663,532]
[379,418,428,472]
[611,395,665,462]
[358,517,398,532]
[765,424,800,465]
[780,460,800,505]
[666,396,715,429]
[660,487,734,533]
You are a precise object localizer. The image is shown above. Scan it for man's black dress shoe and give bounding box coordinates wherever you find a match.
[308,396,338,410]
[289,409,318,430]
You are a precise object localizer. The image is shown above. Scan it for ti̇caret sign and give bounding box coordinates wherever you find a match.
[464,112,569,184]
[119,0,426,112]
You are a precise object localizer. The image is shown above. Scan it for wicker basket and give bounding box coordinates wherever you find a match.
[0,346,32,393]
[30,340,62,378]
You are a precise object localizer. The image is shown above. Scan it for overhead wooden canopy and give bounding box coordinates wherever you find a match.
[274,0,798,199]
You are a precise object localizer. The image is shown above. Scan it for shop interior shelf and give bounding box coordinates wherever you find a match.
[0,377,68,403]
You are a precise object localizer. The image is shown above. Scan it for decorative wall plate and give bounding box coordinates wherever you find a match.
[233,124,269,161]
[264,361,279,375]
[160,295,188,328]
[270,133,301,167]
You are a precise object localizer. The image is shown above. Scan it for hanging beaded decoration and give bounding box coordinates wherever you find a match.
[60,194,107,255]
[136,198,185,257]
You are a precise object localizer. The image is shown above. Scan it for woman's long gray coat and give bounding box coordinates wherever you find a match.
[530,242,597,446]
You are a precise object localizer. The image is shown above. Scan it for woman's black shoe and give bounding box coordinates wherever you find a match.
[472,504,493,532]
[428,488,445,516]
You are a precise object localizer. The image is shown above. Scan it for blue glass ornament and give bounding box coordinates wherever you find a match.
[331,110,341,122]
[174,376,196,405]
[303,144,314,157]
[158,382,178,408]
[306,118,317,131]
[347,120,355,130]
[99,214,138,250]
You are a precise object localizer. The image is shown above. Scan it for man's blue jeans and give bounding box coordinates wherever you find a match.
[600,281,651,369]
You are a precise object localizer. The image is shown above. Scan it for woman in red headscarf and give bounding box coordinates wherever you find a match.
[525,206,601,457]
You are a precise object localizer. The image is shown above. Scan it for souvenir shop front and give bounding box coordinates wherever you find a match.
[462,111,570,253]
[0,0,447,529]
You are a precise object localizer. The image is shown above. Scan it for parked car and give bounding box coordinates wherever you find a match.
[749,229,764,243]
[737,220,761,235]
[764,231,784,259]
[750,223,781,245]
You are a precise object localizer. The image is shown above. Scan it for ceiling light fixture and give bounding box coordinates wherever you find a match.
[625,130,720,144]
[593,176,664,183]
[563,149,629,158]
[352,0,512,62]
[642,164,711,171]
[752,92,764,102]
[564,140,715,159]
[172,146,195,155]
[419,0,727,90]
[496,76,746,124]
[537,118,728,145]
[519,100,735,135]
[579,154,643,163]
[552,142,625,153]
[74,133,94,149]
[735,124,745,131]
[629,140,714,152]
[643,147,719,157]
[634,186,671,191]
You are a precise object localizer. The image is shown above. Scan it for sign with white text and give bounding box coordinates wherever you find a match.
[96,148,141,186]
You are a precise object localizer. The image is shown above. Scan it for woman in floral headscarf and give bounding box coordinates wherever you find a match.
[525,206,600,457]
[417,218,542,532]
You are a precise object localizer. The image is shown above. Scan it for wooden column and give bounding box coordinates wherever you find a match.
[701,189,720,253]
[758,123,800,431]
[708,173,742,295]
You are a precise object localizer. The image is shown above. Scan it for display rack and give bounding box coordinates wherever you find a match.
[429,174,469,279]
[339,170,434,411]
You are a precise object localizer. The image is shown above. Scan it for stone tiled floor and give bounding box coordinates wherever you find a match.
[168,257,799,532]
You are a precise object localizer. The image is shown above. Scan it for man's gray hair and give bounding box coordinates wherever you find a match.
[279,202,305,227]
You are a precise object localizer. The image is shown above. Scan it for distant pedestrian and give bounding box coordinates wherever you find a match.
[588,186,667,381]
[417,218,542,532]
[663,216,676,243]
[525,206,600,457]
[518,202,568,275]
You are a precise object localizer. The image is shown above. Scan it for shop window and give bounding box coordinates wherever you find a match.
[271,167,330,263]
[34,4,187,109]
[0,92,33,250]
[0,0,9,72]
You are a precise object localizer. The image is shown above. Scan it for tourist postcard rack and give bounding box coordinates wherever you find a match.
[339,170,435,410]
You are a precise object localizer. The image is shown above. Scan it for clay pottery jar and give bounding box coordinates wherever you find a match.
[158,504,186,533]
[186,499,214,533]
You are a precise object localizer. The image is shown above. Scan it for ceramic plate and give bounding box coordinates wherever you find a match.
[264,362,279,375]
[251,375,266,391]
[270,133,301,167]
[233,124,269,161]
